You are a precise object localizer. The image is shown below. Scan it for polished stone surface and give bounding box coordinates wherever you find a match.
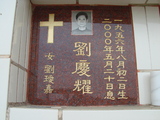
[28,6,138,106]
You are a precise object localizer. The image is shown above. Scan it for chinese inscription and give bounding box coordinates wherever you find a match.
[102,19,128,100]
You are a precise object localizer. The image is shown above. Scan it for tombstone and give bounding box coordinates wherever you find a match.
[28,6,139,106]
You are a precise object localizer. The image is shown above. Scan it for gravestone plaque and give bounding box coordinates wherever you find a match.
[28,6,139,106]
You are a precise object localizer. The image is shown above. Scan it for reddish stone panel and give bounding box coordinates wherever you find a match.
[28,6,139,106]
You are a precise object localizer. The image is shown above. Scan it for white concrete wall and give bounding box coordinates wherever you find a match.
[63,109,160,120]
[146,6,160,69]
[0,59,11,120]
[132,6,160,105]
[132,6,151,105]
[0,0,17,120]
[0,0,31,119]
[8,0,32,103]
[9,108,58,120]
[0,0,17,55]
[8,107,160,120]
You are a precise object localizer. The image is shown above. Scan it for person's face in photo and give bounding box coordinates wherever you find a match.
[76,15,88,27]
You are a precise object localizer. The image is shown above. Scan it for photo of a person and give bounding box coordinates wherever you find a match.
[72,11,92,35]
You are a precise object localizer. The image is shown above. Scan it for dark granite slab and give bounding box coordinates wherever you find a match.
[28,6,139,106]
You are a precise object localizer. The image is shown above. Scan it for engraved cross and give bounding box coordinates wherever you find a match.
[40,14,63,43]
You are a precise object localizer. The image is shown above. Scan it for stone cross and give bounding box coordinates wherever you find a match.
[40,14,63,43]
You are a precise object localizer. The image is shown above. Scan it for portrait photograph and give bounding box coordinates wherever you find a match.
[71,10,93,35]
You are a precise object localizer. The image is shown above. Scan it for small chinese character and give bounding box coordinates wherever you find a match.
[102,19,112,24]
[73,80,93,94]
[117,69,127,76]
[45,53,55,60]
[44,65,54,74]
[115,39,124,45]
[115,24,124,32]
[119,83,126,89]
[116,55,127,60]
[104,31,112,38]
[103,54,114,60]
[104,76,115,82]
[106,83,113,89]
[44,84,53,94]
[117,61,125,68]
[103,46,114,53]
[104,61,113,68]
[117,77,128,82]
[104,69,114,74]
[118,90,128,99]
[73,42,91,57]
[115,32,124,39]
[116,45,125,54]
[105,39,112,45]
[104,91,115,100]
[44,75,54,84]
[72,60,91,77]
[104,24,112,30]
